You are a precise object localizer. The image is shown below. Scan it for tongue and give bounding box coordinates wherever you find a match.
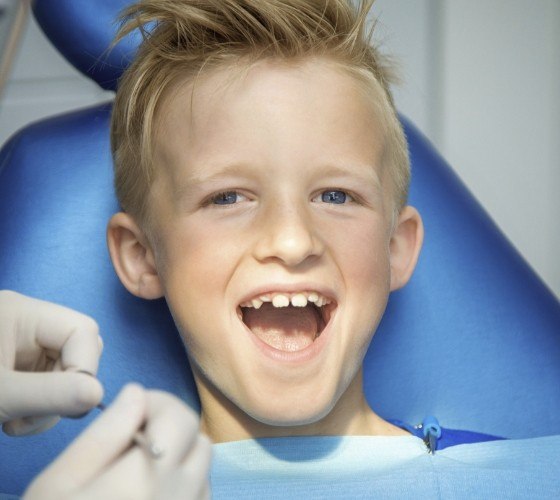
[243,303,319,352]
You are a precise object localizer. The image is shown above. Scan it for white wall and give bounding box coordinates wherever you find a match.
[1,1,559,297]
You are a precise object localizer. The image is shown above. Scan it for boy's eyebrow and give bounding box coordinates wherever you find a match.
[171,162,256,199]
[314,163,383,188]
[166,163,246,204]
[182,162,257,185]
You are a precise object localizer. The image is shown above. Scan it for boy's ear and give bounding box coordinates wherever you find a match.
[106,212,164,299]
[389,206,424,291]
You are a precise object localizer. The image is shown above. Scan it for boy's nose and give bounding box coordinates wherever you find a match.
[253,203,324,268]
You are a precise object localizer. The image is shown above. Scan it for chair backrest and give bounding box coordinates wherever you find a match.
[0,1,558,495]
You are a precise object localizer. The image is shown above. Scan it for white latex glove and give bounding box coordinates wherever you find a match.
[0,290,104,436]
[24,384,212,500]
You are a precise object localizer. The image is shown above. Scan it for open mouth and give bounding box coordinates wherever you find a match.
[238,292,336,352]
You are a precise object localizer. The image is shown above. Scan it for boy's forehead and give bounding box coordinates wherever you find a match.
[153,58,389,182]
[159,59,383,126]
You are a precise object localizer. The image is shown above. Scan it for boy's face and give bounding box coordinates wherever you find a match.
[109,58,422,437]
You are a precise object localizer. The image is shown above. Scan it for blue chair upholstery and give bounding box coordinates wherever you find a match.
[0,0,559,495]
[33,0,140,91]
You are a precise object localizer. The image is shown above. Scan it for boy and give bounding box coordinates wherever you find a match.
[106,0,424,444]
[104,0,507,458]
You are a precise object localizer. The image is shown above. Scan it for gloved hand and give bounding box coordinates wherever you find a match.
[24,384,212,500]
[0,290,104,436]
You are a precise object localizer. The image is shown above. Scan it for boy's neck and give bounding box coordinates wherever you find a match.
[196,369,409,443]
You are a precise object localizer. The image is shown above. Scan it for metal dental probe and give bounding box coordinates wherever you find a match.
[95,402,163,459]
[69,371,163,459]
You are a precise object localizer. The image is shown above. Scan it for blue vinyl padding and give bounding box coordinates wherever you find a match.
[33,0,140,91]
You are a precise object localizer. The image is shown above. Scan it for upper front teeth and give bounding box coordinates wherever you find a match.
[251,298,263,309]
[308,292,319,303]
[272,295,290,308]
[241,291,331,309]
[291,294,307,307]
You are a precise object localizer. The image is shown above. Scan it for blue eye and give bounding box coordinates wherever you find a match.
[321,190,348,204]
[211,191,242,205]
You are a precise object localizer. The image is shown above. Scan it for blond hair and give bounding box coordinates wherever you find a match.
[111,0,409,228]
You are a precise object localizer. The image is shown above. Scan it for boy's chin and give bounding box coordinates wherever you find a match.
[244,397,336,430]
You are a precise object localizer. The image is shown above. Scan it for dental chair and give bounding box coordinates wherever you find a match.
[0,1,559,495]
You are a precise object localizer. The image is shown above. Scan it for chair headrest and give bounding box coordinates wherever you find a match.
[33,0,138,90]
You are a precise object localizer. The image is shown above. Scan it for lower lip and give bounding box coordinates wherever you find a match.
[240,310,335,364]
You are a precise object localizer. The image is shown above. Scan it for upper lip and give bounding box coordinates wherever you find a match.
[237,283,337,307]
